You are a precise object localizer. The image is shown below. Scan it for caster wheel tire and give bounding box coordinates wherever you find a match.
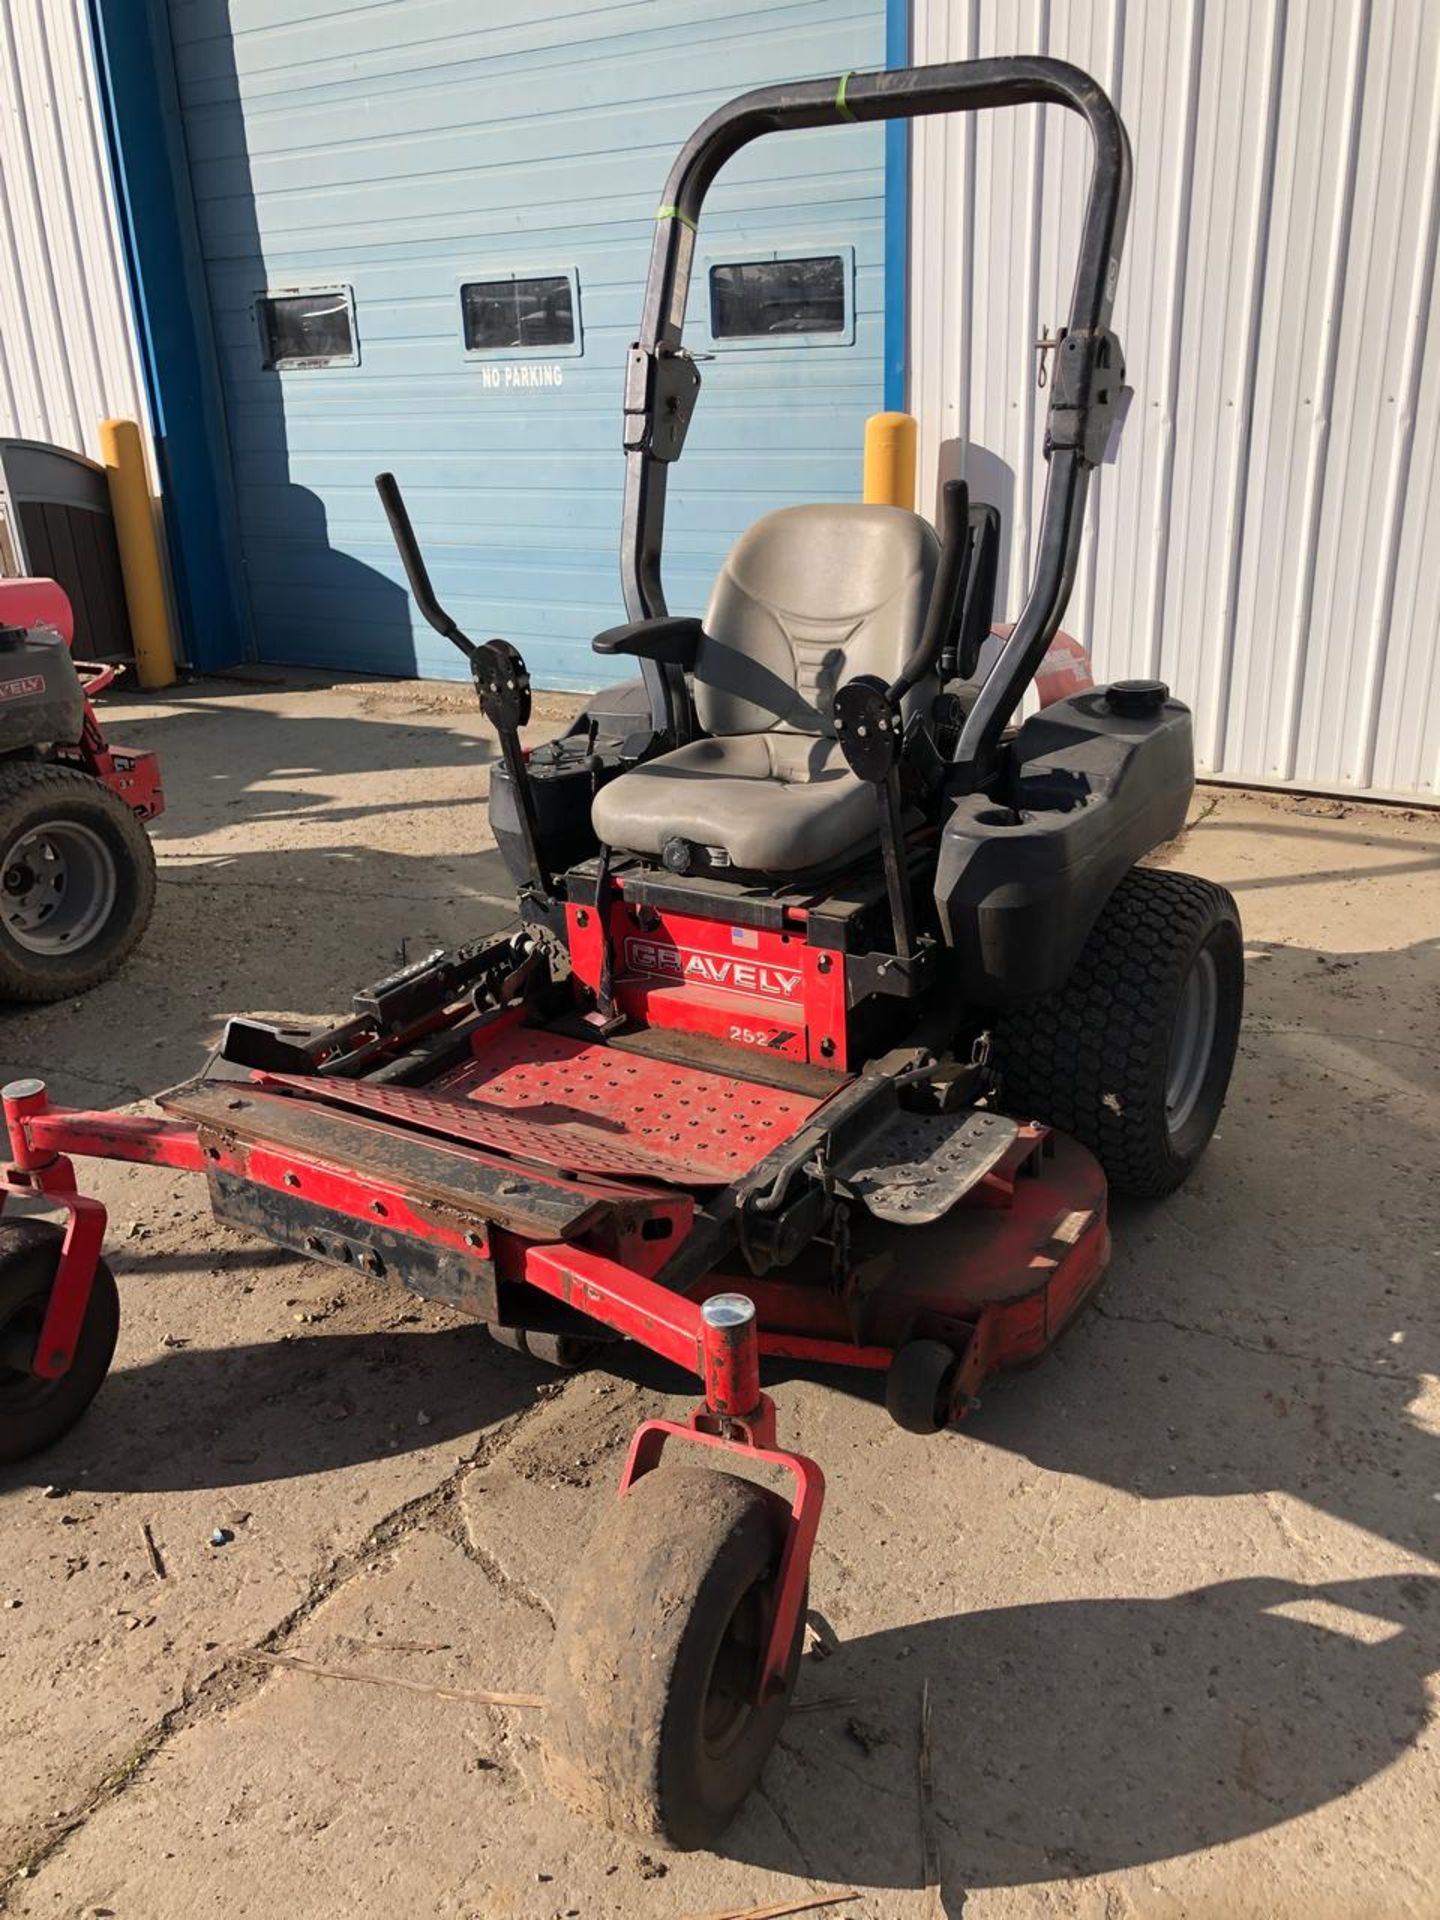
[988,866,1244,1199]
[0,1219,119,1462]
[485,1322,596,1370]
[885,1339,960,1434]
[0,763,157,1003]
[543,1463,803,1849]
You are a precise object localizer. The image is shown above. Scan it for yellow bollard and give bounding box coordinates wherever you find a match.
[100,418,177,690]
[862,410,917,510]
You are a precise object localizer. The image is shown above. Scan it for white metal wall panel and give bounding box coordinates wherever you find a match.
[911,0,1440,799]
[0,0,149,460]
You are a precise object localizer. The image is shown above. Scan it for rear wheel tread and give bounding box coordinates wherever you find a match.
[989,866,1243,1199]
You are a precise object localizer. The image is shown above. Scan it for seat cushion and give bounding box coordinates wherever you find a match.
[591,732,876,873]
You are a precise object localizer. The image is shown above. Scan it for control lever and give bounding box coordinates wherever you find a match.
[374,472,550,898]
[375,471,475,661]
[832,676,916,963]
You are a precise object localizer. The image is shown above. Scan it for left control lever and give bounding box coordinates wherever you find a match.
[375,471,476,661]
[375,472,549,899]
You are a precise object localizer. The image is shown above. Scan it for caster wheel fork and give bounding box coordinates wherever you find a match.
[1,1077,115,1461]
[0,1216,117,1461]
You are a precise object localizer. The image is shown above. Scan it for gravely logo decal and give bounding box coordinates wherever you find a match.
[623,936,802,1003]
[0,674,45,704]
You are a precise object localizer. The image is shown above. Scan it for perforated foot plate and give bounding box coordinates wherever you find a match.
[836,1107,1020,1224]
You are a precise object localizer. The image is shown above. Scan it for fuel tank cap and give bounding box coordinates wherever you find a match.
[1106,678,1169,717]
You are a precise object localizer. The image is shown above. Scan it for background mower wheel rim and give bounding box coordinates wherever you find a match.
[1165,947,1219,1136]
[0,820,117,956]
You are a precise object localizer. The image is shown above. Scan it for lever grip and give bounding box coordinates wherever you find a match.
[888,477,970,702]
[374,472,475,659]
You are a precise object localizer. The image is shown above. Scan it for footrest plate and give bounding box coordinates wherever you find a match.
[836,1108,1019,1224]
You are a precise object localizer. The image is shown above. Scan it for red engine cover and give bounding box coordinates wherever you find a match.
[567,891,850,1069]
[0,577,74,645]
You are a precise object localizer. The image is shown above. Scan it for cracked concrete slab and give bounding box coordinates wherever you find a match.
[2,673,1438,1918]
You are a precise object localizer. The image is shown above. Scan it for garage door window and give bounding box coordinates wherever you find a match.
[256,287,358,369]
[707,252,851,346]
[461,271,582,357]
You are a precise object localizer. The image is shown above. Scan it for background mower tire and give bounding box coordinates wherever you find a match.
[0,1219,119,1461]
[542,1463,802,1850]
[988,865,1243,1199]
[0,763,156,1003]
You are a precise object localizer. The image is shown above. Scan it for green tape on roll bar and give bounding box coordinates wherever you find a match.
[835,71,857,121]
[655,205,697,231]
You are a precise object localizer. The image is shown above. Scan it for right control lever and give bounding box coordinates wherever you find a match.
[832,676,915,963]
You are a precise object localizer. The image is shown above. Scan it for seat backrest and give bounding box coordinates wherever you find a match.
[694,503,940,738]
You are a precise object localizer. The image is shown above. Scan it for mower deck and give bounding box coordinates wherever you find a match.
[134,1007,1110,1390]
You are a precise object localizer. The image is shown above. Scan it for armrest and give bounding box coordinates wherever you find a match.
[591,615,702,666]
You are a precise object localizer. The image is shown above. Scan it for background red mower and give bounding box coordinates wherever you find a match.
[0,576,162,1003]
[1,55,1242,1849]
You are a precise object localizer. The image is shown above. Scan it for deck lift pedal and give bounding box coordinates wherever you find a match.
[0,56,1243,1849]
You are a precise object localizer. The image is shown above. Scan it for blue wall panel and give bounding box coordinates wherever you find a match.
[164,0,889,684]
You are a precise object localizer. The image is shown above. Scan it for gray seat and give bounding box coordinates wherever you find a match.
[591,502,940,873]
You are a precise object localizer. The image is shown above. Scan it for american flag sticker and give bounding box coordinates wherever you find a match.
[730,925,759,949]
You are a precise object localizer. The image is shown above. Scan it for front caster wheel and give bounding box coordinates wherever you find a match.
[0,1219,119,1461]
[542,1464,802,1849]
[885,1338,960,1433]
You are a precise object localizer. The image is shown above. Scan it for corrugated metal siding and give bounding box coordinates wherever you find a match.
[166,0,888,684]
[0,0,150,459]
[910,0,1440,800]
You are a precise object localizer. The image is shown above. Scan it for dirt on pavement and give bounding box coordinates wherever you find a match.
[1,671,1437,1920]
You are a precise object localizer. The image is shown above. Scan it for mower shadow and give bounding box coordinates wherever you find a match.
[721,1571,1438,1898]
[125,689,496,843]
[0,1322,543,1496]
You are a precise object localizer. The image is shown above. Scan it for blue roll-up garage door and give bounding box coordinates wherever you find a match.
[166,0,889,684]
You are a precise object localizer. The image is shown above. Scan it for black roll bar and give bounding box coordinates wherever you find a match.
[619,56,1132,780]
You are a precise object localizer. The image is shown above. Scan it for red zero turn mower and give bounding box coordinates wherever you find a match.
[0,60,1243,1847]
[0,577,162,1002]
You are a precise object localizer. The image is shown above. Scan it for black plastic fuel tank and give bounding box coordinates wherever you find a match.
[934,683,1194,1005]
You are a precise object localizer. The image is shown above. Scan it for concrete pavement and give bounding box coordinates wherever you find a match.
[2,672,1436,1919]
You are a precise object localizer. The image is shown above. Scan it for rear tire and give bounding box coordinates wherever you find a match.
[542,1464,802,1849]
[0,763,156,1003]
[0,1219,120,1461]
[988,866,1243,1199]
